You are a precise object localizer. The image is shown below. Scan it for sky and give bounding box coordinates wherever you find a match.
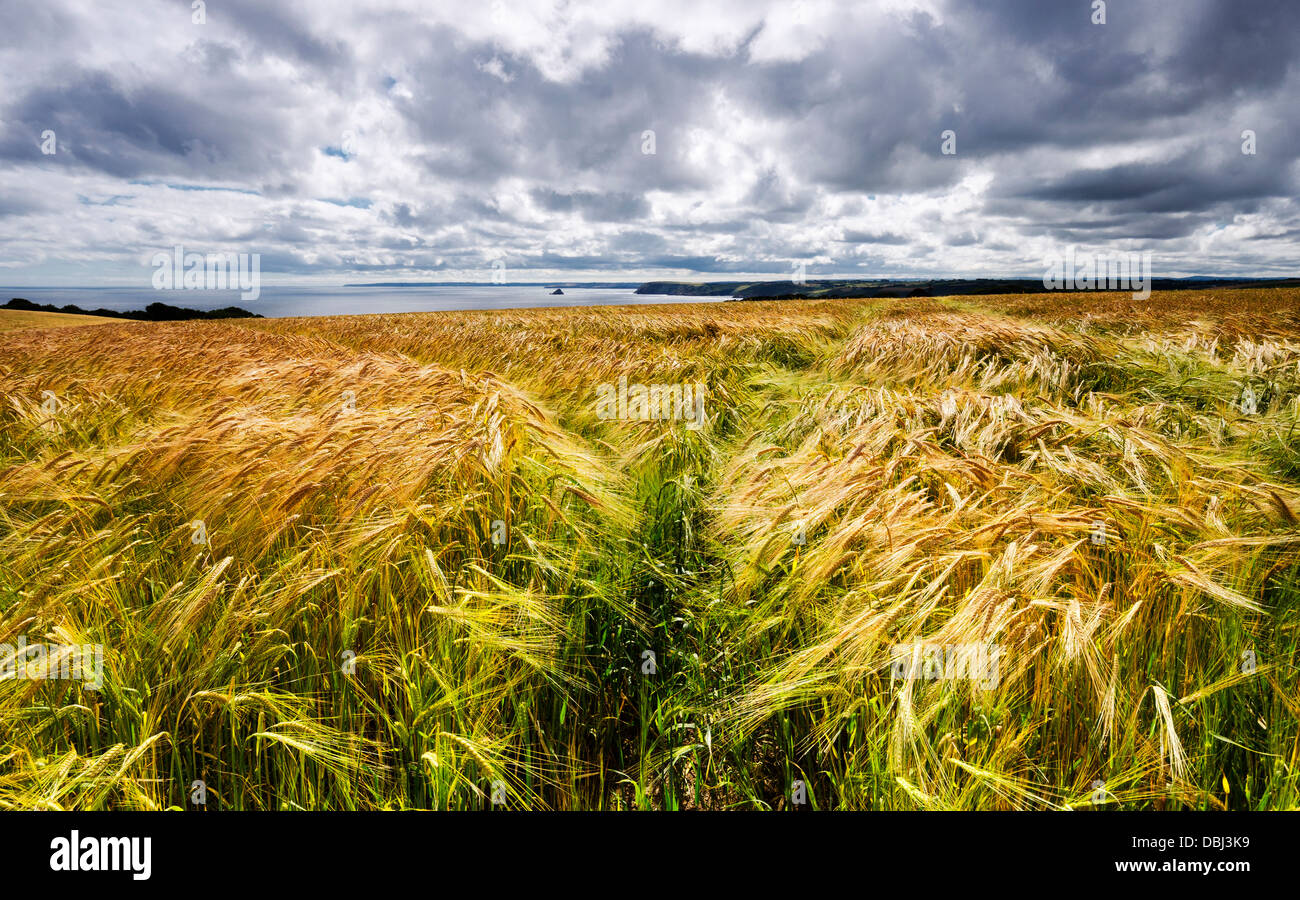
[0,0,1297,286]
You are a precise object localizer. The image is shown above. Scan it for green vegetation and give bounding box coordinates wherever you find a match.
[0,289,1297,810]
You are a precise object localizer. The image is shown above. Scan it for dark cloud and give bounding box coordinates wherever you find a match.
[220,0,353,70]
[0,0,1296,281]
[0,69,296,180]
[531,189,651,221]
[840,230,911,245]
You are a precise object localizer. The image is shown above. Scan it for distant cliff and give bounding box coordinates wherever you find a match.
[635,279,1049,299]
[635,277,1300,300]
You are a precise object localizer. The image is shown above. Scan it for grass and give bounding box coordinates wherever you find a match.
[0,289,1297,810]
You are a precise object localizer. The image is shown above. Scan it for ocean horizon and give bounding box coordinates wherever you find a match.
[0,284,726,318]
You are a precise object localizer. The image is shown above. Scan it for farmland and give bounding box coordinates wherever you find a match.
[0,309,114,334]
[1,288,1297,810]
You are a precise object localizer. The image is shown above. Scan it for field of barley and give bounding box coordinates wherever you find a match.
[1,289,1298,810]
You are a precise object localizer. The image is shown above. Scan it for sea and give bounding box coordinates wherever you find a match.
[0,285,723,319]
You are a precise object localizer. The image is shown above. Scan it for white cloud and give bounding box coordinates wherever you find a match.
[0,0,1297,285]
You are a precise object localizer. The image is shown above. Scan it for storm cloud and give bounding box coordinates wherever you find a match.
[0,0,1296,284]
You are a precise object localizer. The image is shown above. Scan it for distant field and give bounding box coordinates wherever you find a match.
[1,289,1297,810]
[0,309,115,332]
